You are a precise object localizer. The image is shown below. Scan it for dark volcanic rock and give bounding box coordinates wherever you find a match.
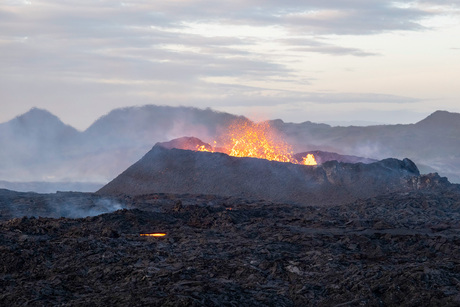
[1,190,460,306]
[97,140,424,205]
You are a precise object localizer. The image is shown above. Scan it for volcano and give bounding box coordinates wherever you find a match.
[96,137,443,205]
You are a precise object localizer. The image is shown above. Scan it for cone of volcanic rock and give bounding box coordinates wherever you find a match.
[97,137,425,205]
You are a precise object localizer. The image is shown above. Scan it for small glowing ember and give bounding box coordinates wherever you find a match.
[140,233,166,237]
[196,120,317,166]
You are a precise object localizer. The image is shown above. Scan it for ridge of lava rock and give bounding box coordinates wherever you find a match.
[97,140,430,206]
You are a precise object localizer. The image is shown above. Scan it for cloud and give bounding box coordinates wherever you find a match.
[281,5,431,35]
[128,1,440,34]
[180,83,421,108]
[0,0,459,129]
[299,92,420,104]
[280,38,378,56]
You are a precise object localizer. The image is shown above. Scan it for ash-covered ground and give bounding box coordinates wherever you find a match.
[2,189,460,306]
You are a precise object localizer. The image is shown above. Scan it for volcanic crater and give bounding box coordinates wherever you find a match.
[97,136,437,206]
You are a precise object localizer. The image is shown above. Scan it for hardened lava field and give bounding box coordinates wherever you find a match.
[1,189,460,306]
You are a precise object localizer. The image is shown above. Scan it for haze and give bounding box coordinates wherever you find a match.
[1,1,460,130]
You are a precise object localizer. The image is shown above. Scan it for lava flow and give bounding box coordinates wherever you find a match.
[197,120,317,166]
[140,233,166,237]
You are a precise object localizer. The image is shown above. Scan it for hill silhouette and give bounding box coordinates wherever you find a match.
[270,110,460,182]
[1,106,460,191]
[0,108,80,182]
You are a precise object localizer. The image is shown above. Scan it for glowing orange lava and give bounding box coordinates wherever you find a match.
[196,120,317,166]
[302,153,317,166]
[140,233,166,237]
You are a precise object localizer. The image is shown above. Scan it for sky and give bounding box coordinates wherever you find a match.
[1,0,460,130]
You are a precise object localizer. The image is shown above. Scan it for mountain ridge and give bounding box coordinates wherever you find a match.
[1,105,460,187]
[6,106,455,133]
[3,106,458,136]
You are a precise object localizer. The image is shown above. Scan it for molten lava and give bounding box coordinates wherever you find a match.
[140,233,166,237]
[196,145,212,152]
[302,154,317,166]
[197,120,317,166]
[225,121,294,163]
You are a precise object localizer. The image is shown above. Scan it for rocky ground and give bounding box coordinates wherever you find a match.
[1,189,460,306]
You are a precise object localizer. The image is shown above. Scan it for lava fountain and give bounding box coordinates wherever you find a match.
[197,119,317,166]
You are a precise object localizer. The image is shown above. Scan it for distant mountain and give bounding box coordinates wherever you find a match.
[0,108,81,181]
[270,110,460,183]
[415,110,460,130]
[0,107,79,148]
[76,106,244,184]
[84,105,242,149]
[0,105,243,185]
[1,105,460,190]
